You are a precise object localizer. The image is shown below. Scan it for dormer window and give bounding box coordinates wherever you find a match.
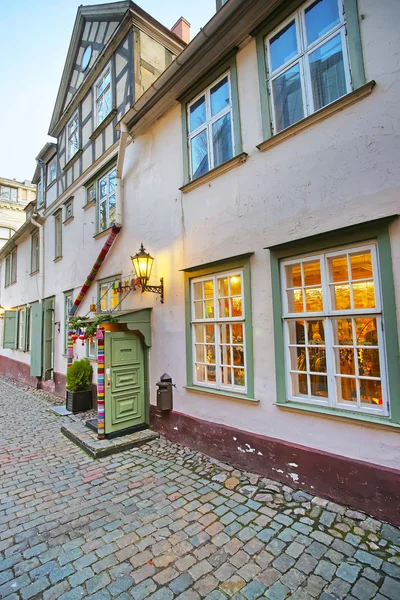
[67,112,79,161]
[95,67,112,126]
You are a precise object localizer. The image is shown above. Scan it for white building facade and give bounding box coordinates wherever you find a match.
[0,0,399,523]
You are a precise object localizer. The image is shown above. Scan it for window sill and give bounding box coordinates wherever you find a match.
[90,109,117,141]
[30,271,39,277]
[184,385,259,404]
[46,180,57,192]
[276,400,400,432]
[63,216,74,226]
[83,199,96,211]
[54,256,63,263]
[257,81,376,153]
[62,149,83,172]
[93,226,113,240]
[180,152,248,194]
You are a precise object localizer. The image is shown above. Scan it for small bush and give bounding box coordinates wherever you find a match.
[66,359,93,392]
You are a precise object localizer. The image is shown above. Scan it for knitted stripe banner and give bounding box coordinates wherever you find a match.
[97,337,105,439]
[69,223,121,317]
[67,332,74,368]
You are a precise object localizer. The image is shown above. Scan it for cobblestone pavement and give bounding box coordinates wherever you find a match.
[1,380,400,600]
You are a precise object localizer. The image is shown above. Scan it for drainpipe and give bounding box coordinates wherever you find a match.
[115,122,128,227]
[30,215,45,302]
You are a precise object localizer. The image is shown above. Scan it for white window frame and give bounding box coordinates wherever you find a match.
[95,65,112,127]
[187,71,235,180]
[54,210,62,259]
[281,242,389,417]
[99,279,120,313]
[191,269,247,394]
[86,338,97,359]
[97,167,116,232]
[47,158,57,186]
[18,307,26,351]
[67,112,79,161]
[265,0,352,133]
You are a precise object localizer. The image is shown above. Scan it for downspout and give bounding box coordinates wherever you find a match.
[115,122,128,226]
[30,215,44,302]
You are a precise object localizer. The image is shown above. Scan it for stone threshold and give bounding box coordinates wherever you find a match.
[61,419,159,458]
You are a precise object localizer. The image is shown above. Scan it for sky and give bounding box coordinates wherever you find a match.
[0,0,215,183]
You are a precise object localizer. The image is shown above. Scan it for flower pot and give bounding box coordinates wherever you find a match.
[66,389,92,413]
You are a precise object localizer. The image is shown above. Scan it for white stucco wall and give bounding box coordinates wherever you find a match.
[1,0,399,468]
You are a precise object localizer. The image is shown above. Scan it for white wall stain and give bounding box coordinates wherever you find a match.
[289,472,299,482]
[288,462,298,468]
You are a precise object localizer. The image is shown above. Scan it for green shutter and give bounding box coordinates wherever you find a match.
[3,311,17,349]
[43,297,54,381]
[30,302,43,377]
[24,308,30,352]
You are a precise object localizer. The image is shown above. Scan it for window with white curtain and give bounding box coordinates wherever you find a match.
[266,0,351,133]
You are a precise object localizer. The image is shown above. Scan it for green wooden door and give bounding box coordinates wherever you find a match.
[42,297,55,381]
[30,302,43,377]
[104,331,146,434]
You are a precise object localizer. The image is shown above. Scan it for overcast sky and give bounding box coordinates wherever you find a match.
[0,0,215,183]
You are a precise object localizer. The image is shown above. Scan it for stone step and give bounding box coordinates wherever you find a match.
[61,420,159,458]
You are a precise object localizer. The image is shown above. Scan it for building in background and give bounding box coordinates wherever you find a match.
[0,177,36,248]
[0,0,399,523]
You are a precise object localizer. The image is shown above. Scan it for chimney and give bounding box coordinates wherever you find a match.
[171,17,191,44]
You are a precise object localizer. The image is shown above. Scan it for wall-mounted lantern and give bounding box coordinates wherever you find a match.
[0,306,4,318]
[131,243,164,303]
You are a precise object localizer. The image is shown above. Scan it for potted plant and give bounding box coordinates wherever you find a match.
[66,358,93,413]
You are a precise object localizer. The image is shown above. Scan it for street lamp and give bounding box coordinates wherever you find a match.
[131,243,164,303]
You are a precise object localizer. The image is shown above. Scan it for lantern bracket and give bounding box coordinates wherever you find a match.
[142,278,164,304]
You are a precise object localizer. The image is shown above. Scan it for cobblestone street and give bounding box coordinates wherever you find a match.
[1,380,400,600]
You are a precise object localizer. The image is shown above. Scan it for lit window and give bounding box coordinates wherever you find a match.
[98,168,116,232]
[281,243,388,415]
[191,270,246,392]
[67,113,79,161]
[99,279,120,313]
[95,67,112,126]
[47,159,57,186]
[265,0,351,133]
[187,73,234,180]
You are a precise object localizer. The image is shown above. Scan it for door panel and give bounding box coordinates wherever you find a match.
[105,331,146,434]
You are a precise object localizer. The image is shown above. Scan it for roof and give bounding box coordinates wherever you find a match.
[48,1,186,137]
[0,176,35,190]
[32,143,58,183]
[120,0,285,138]
[0,218,38,260]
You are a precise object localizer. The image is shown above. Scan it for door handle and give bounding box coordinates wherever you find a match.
[106,372,111,388]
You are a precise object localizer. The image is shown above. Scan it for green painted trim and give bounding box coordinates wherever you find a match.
[182,252,254,274]
[376,229,400,423]
[270,218,400,425]
[343,0,366,89]
[184,255,254,400]
[180,52,242,185]
[255,32,272,141]
[276,402,400,430]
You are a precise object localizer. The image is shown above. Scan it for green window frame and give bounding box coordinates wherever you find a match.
[184,254,255,401]
[255,0,366,141]
[269,217,400,427]
[181,53,243,186]
[97,275,121,313]
[84,157,117,233]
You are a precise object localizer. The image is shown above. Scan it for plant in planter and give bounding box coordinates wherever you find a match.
[66,359,93,413]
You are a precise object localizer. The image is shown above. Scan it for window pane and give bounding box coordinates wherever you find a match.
[195,345,204,362]
[292,373,308,396]
[207,365,216,383]
[109,170,116,192]
[304,261,321,286]
[335,348,355,375]
[359,380,382,405]
[111,288,119,310]
[310,374,328,397]
[194,301,203,319]
[272,63,304,132]
[220,324,230,344]
[352,281,375,309]
[205,300,214,318]
[99,201,107,231]
[332,284,351,310]
[309,347,326,373]
[305,287,323,312]
[333,318,353,345]
[338,377,357,402]
[355,318,378,346]
[193,282,202,300]
[233,368,245,387]
[231,324,243,343]
[350,252,373,280]
[99,177,107,199]
[358,348,380,378]
[212,113,233,168]
[205,325,215,343]
[286,264,302,288]
[287,289,304,313]
[195,364,206,382]
[206,345,216,364]
[305,0,340,45]
[308,319,325,344]
[231,297,243,318]
[329,255,348,282]
[189,96,206,132]
[191,130,209,179]
[194,324,204,343]
[309,34,347,111]
[269,21,298,72]
[288,320,306,345]
[109,193,116,225]
[230,275,242,296]
[210,77,230,116]
[290,346,306,370]
[218,277,229,297]
[204,280,214,298]
[100,285,108,311]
